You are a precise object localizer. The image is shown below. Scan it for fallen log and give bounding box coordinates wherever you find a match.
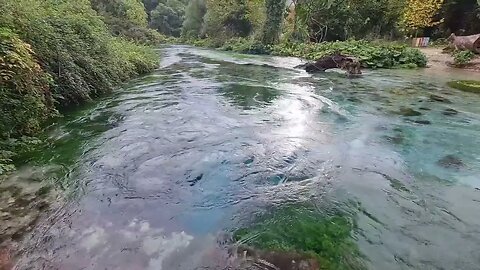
[447,33,480,53]
[295,53,362,76]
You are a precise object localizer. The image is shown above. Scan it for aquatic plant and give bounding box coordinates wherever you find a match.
[233,206,366,270]
[447,80,480,93]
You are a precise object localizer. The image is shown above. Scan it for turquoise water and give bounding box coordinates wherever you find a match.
[2,46,480,269]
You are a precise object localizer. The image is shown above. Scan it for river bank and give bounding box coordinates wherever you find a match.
[420,47,480,72]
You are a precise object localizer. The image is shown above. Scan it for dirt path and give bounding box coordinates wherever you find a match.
[420,47,480,72]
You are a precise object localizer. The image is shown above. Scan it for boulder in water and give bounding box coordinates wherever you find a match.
[442,108,459,116]
[396,107,422,117]
[295,53,362,76]
[430,94,452,103]
[437,155,464,170]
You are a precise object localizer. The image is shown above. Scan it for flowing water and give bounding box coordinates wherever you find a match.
[1,45,480,270]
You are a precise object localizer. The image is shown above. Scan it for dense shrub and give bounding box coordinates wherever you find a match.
[203,0,254,41]
[181,0,207,38]
[102,15,168,45]
[0,29,54,138]
[150,0,187,37]
[0,0,159,173]
[0,0,158,107]
[452,50,476,66]
[92,0,149,27]
[221,38,271,54]
[271,40,427,68]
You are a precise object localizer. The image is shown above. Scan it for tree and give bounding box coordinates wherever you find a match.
[203,0,253,39]
[181,0,207,38]
[402,0,445,32]
[261,0,286,44]
[92,0,148,27]
[294,0,405,42]
[150,0,186,37]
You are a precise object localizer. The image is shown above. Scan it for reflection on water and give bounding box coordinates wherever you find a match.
[2,45,480,270]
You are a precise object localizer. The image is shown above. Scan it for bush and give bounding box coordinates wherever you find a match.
[221,38,271,54]
[101,15,167,45]
[452,50,476,66]
[0,0,158,107]
[0,28,54,138]
[0,0,159,174]
[271,40,427,69]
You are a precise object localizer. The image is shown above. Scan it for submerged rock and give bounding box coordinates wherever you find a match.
[231,245,320,270]
[413,119,432,125]
[437,155,465,170]
[396,107,422,117]
[430,94,452,103]
[442,108,459,116]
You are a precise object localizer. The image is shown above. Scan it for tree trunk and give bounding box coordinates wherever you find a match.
[448,33,480,53]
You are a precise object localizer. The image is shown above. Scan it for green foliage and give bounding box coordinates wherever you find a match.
[271,40,427,68]
[204,0,253,41]
[0,0,158,174]
[92,0,165,45]
[0,28,53,138]
[92,0,149,27]
[447,80,480,93]
[181,0,207,38]
[261,0,286,44]
[221,38,271,54]
[150,0,187,37]
[0,0,158,106]
[452,50,476,66]
[295,0,405,41]
[103,15,168,45]
[233,206,365,270]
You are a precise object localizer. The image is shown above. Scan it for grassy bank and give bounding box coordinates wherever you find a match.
[0,0,160,174]
[186,38,427,69]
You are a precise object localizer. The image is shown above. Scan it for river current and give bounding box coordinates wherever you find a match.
[2,46,480,270]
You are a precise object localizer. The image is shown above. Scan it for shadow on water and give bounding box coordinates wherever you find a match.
[219,83,281,110]
[2,45,480,270]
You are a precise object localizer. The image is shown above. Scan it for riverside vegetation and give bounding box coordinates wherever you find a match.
[1,1,480,270]
[0,0,161,173]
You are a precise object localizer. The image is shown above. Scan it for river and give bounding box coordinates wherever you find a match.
[1,45,480,270]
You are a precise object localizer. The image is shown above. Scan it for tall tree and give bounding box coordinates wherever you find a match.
[181,0,207,38]
[203,0,253,39]
[92,0,148,27]
[261,0,286,44]
[150,0,186,37]
[402,0,445,32]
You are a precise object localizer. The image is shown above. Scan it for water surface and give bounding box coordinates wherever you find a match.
[2,45,480,270]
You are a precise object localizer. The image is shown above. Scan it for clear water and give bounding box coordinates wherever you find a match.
[3,45,480,270]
